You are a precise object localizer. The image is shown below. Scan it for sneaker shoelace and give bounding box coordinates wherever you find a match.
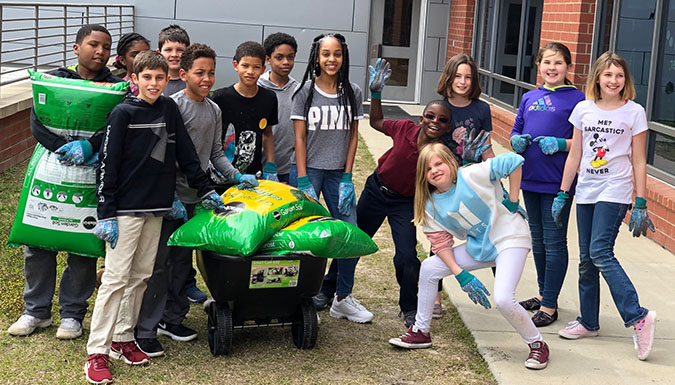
[89,354,112,370]
[564,320,581,330]
[528,343,545,362]
[346,295,366,311]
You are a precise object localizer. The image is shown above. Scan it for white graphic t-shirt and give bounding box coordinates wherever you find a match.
[568,100,648,204]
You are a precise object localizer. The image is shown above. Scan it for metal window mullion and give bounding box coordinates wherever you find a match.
[488,0,500,96]
[472,0,481,59]
[609,0,620,51]
[513,0,528,107]
[591,0,603,60]
[644,0,663,120]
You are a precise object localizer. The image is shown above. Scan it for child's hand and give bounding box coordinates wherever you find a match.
[297,176,318,201]
[510,134,532,153]
[166,197,188,221]
[533,136,567,155]
[236,173,259,189]
[337,172,356,216]
[55,140,93,166]
[83,152,100,168]
[462,128,492,164]
[202,191,225,210]
[629,197,656,237]
[94,218,118,249]
[455,270,491,309]
[500,184,528,220]
[551,191,569,228]
[368,58,392,99]
[263,162,279,182]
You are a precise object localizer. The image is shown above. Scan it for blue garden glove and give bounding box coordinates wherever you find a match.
[455,270,491,309]
[297,175,318,201]
[510,134,532,153]
[202,191,225,210]
[263,162,279,182]
[166,197,188,221]
[235,173,259,189]
[93,218,118,249]
[462,128,492,164]
[628,197,655,237]
[337,172,356,216]
[500,184,528,221]
[533,136,567,155]
[502,197,520,213]
[83,152,100,168]
[368,58,392,99]
[551,191,569,228]
[55,140,93,166]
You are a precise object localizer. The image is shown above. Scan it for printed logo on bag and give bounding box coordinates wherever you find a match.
[215,201,246,217]
[83,216,97,230]
[273,211,281,220]
[528,96,556,112]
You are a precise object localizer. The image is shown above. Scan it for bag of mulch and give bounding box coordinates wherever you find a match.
[258,216,379,258]
[168,180,330,256]
[7,144,104,257]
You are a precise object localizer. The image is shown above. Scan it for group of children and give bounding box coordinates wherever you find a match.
[6,21,657,383]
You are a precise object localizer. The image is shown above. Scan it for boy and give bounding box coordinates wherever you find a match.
[212,41,278,179]
[8,24,122,340]
[257,32,298,183]
[84,50,224,384]
[134,43,257,357]
[158,24,189,96]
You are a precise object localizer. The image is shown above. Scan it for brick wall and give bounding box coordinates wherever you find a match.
[0,109,35,173]
[446,0,475,58]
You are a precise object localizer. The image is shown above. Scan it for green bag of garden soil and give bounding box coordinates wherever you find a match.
[258,216,379,258]
[7,144,104,257]
[168,180,330,256]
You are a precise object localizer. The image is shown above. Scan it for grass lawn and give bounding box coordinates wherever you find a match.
[0,137,496,385]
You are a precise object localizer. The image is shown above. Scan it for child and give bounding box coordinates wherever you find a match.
[388,143,549,370]
[8,24,122,340]
[113,32,150,96]
[84,50,224,384]
[291,33,371,323]
[511,42,586,327]
[553,51,656,360]
[258,32,299,183]
[134,43,257,357]
[212,41,278,178]
[158,24,189,96]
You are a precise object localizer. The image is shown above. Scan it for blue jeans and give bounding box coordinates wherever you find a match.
[290,165,358,297]
[522,190,571,309]
[576,202,648,330]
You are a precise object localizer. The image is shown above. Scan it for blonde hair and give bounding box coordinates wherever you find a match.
[413,143,459,227]
[436,54,481,100]
[586,51,636,101]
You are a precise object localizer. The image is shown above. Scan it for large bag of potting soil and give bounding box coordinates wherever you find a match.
[168,180,330,256]
[7,144,104,257]
[258,216,378,258]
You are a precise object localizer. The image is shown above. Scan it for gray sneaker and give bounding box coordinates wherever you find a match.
[56,318,83,340]
[312,292,331,311]
[7,314,52,336]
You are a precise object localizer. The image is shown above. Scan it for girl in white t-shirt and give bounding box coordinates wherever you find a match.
[552,52,656,361]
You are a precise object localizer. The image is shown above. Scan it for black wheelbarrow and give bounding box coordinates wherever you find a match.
[196,251,327,356]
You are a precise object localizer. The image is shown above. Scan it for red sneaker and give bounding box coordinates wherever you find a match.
[388,324,432,349]
[110,341,149,365]
[84,354,112,384]
[525,340,549,370]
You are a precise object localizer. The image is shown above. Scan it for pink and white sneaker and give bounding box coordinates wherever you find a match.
[558,320,599,340]
[633,310,656,361]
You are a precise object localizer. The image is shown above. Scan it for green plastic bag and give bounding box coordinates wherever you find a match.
[258,216,379,258]
[7,144,104,257]
[168,180,330,256]
[28,69,128,138]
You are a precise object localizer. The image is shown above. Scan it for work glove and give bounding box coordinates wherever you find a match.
[455,270,491,309]
[510,134,532,153]
[166,197,188,221]
[337,172,356,216]
[55,140,93,166]
[83,152,100,168]
[462,127,492,164]
[263,162,279,182]
[235,173,259,189]
[368,58,392,99]
[94,218,118,249]
[628,197,655,237]
[551,191,569,228]
[297,175,318,201]
[532,136,567,155]
[202,191,225,210]
[500,184,528,221]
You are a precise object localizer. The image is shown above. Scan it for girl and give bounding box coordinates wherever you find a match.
[511,42,586,327]
[290,33,372,323]
[389,143,550,370]
[553,52,656,360]
[113,32,150,96]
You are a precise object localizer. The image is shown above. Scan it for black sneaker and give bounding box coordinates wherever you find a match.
[532,310,558,327]
[136,337,165,358]
[519,297,541,311]
[312,293,331,311]
[157,321,197,342]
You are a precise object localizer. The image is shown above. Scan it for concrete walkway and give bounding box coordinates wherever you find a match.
[359,104,675,385]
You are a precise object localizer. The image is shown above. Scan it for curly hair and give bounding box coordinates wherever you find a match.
[180,43,217,71]
[263,32,298,57]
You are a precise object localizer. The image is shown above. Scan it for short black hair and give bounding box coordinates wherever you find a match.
[133,50,168,75]
[180,43,217,71]
[234,41,265,63]
[263,32,298,57]
[75,24,111,45]
[158,24,190,50]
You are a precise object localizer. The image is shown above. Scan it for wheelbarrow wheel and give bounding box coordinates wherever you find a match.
[292,298,318,349]
[207,301,233,355]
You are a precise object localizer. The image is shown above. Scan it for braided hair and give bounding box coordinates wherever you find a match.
[114,32,150,70]
[292,33,358,129]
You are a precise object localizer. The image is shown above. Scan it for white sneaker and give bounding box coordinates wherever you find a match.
[7,314,52,336]
[329,295,373,323]
[56,318,83,340]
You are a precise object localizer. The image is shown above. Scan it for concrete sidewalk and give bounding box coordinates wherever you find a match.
[358,105,675,385]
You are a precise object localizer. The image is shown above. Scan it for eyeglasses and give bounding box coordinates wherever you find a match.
[423,113,449,123]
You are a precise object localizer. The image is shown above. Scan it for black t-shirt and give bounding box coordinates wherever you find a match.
[211,85,278,175]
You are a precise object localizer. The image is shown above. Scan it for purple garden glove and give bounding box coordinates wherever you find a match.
[629,197,655,237]
[297,175,318,201]
[202,191,225,210]
[533,136,567,155]
[510,134,532,153]
[166,197,188,221]
[337,172,356,216]
[263,162,279,182]
[455,270,491,309]
[55,140,93,166]
[94,218,118,249]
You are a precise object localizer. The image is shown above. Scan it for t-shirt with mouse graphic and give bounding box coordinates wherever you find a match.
[568,99,648,205]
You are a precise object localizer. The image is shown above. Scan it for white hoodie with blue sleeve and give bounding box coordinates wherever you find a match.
[423,153,532,262]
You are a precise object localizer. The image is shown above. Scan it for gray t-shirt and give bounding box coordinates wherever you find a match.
[258,71,298,175]
[171,91,238,203]
[290,82,363,170]
[164,78,186,97]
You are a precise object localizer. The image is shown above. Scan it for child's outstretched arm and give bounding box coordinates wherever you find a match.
[369,98,385,133]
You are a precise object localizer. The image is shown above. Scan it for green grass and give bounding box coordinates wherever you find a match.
[0,138,495,385]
